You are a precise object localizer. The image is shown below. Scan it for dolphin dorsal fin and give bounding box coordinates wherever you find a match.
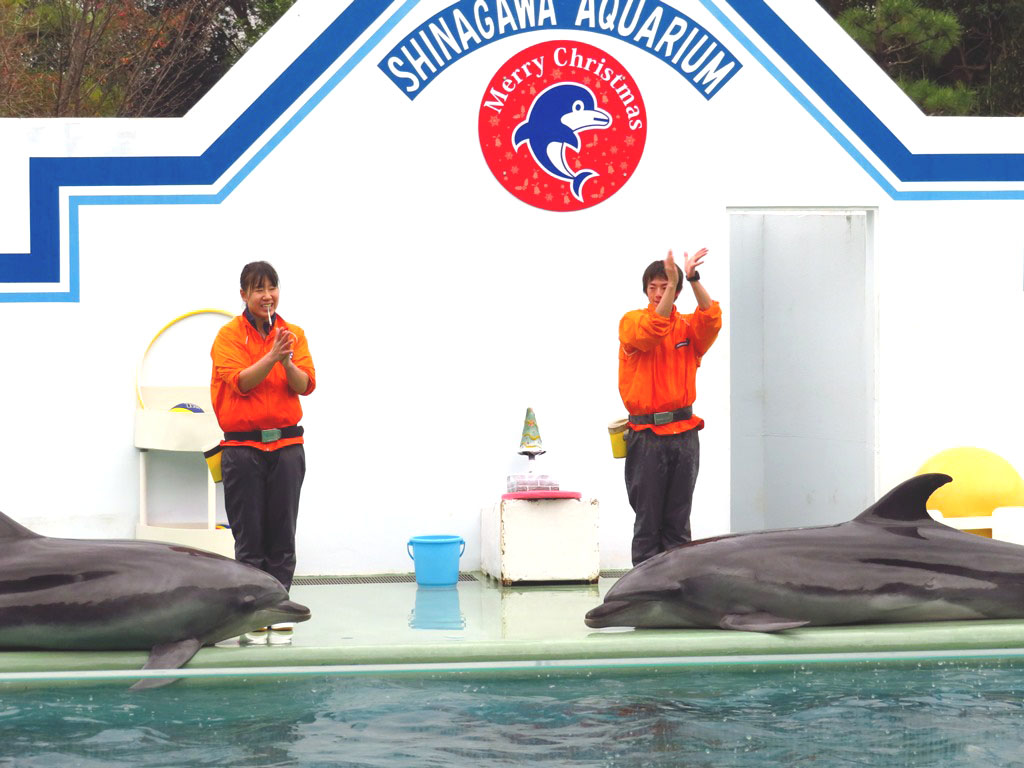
[0,510,42,540]
[855,474,952,523]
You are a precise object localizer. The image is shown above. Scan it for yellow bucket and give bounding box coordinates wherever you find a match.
[608,418,629,459]
[204,445,224,483]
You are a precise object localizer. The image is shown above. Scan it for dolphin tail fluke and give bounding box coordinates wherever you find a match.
[131,638,203,691]
[571,170,596,201]
[719,612,810,633]
[856,473,953,523]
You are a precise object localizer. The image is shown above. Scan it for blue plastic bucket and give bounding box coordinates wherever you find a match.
[407,535,465,586]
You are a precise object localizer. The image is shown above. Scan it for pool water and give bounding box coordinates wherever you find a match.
[2,659,1024,767]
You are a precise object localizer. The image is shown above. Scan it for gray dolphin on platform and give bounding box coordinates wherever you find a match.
[0,510,310,688]
[586,474,1024,631]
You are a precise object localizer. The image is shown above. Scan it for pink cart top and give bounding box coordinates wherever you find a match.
[501,491,582,500]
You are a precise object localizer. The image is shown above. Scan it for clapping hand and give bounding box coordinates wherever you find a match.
[664,250,679,287]
[271,327,295,363]
[683,248,707,280]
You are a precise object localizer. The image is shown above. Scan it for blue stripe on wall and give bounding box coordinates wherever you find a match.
[4,0,1024,301]
[0,0,400,292]
[718,0,1024,183]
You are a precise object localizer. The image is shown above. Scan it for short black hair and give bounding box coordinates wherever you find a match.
[240,261,279,293]
[642,260,682,295]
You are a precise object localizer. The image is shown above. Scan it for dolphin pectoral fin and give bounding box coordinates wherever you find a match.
[512,122,530,148]
[130,638,203,691]
[719,613,810,633]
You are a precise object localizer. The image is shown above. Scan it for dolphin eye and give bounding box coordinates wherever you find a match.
[572,100,584,112]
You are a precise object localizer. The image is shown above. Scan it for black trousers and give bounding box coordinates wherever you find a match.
[221,444,305,590]
[624,427,699,566]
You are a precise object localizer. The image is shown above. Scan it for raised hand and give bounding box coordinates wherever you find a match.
[664,249,679,288]
[683,247,707,280]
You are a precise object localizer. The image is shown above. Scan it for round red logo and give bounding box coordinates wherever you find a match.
[478,40,647,212]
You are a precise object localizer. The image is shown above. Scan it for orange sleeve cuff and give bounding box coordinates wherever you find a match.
[696,300,722,319]
[228,370,250,396]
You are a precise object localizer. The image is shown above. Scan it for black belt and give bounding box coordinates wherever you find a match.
[224,426,303,443]
[628,407,692,426]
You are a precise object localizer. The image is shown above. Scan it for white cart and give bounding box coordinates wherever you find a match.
[481,491,600,585]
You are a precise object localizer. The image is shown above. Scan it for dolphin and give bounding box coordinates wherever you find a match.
[586,474,1024,631]
[513,82,611,202]
[0,509,310,689]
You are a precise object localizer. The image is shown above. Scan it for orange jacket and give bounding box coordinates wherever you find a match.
[210,314,316,451]
[618,301,722,435]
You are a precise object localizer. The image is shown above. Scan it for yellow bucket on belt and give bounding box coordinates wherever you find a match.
[608,418,629,459]
[204,445,224,484]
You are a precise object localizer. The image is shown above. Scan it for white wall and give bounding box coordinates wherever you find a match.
[873,201,1024,488]
[730,210,875,532]
[1,0,1023,576]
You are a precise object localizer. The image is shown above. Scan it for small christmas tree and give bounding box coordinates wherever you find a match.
[518,407,546,457]
[507,407,559,492]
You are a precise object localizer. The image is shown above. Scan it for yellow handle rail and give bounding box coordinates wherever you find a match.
[135,309,234,409]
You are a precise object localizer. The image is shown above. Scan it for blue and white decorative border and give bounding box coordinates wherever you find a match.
[700,0,1024,198]
[3,0,1024,302]
[0,0,417,301]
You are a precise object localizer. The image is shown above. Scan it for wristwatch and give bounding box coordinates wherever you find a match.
[686,270,700,282]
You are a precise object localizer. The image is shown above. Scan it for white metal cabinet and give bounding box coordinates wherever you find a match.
[481,492,599,585]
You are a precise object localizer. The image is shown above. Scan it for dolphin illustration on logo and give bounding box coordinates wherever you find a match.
[513,82,611,202]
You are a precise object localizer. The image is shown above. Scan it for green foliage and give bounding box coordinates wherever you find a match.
[897,77,976,115]
[820,0,1024,115]
[232,0,291,43]
[838,0,961,68]
[0,0,297,117]
[930,0,1024,116]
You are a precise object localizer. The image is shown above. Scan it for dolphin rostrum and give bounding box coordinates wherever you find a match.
[586,474,1024,632]
[513,82,611,201]
[0,509,310,688]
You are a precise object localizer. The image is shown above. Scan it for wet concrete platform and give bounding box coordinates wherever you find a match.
[5,574,1024,685]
